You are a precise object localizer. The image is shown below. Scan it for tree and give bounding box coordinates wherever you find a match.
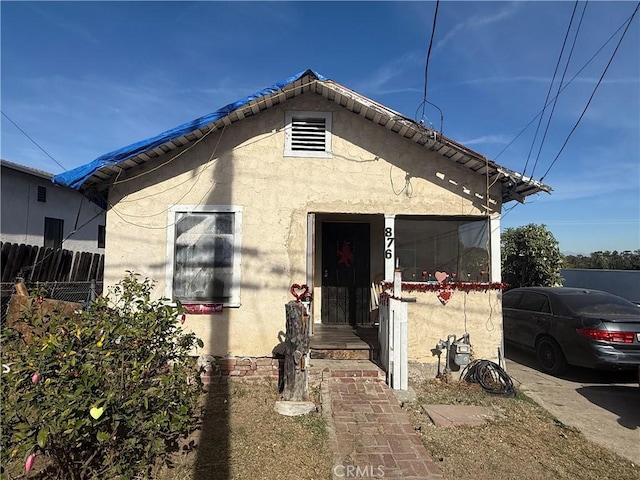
[563,250,640,270]
[501,224,563,288]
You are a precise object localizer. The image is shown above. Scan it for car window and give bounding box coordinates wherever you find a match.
[562,293,640,316]
[518,292,551,313]
[502,291,522,308]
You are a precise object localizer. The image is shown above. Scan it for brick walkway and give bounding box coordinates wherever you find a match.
[321,377,443,480]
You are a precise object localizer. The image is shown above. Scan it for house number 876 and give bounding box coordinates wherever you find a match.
[384,227,394,259]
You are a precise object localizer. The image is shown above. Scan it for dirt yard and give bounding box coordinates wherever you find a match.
[154,381,332,480]
[4,378,639,479]
[407,379,640,480]
[158,378,639,480]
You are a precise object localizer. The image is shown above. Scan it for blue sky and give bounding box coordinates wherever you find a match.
[2,1,639,255]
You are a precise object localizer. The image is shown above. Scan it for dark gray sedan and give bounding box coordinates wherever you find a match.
[502,287,640,375]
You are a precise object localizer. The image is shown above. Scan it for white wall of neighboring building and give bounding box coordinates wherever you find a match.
[562,268,640,304]
[1,160,106,254]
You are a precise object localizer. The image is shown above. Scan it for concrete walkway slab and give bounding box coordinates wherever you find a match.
[322,378,443,479]
[421,404,495,427]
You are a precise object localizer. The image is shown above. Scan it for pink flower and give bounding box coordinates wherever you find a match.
[31,372,41,384]
[25,452,36,472]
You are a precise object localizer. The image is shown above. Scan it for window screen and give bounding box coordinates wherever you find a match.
[173,212,235,303]
[395,216,489,282]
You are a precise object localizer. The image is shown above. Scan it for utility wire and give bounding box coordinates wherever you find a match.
[415,100,444,133]
[531,1,588,179]
[493,8,636,162]
[1,110,67,171]
[420,0,440,122]
[540,1,640,181]
[523,0,579,176]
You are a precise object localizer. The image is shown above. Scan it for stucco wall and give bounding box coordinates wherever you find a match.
[104,93,503,361]
[406,290,503,368]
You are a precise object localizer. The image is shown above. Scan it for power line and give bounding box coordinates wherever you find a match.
[523,0,579,177]
[493,8,636,163]
[531,1,588,179]
[1,110,67,171]
[540,1,640,181]
[419,0,440,123]
[415,100,444,133]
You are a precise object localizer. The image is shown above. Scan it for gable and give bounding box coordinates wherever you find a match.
[52,69,551,205]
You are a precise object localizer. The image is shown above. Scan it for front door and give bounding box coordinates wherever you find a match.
[321,222,370,325]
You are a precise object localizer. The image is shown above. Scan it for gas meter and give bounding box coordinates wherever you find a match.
[451,339,471,367]
[449,333,471,367]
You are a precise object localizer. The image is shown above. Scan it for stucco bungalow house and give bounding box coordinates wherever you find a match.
[54,69,550,379]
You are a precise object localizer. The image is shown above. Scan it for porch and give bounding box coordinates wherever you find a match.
[309,323,380,361]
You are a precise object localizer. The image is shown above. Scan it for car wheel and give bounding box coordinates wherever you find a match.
[536,337,568,375]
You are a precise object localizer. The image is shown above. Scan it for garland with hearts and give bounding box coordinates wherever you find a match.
[383,281,509,293]
[381,271,508,305]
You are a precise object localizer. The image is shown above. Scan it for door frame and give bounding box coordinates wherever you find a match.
[312,215,378,325]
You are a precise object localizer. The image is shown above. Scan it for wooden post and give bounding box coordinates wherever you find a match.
[15,282,29,296]
[282,301,310,402]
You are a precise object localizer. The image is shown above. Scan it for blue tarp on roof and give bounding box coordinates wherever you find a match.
[53,69,327,191]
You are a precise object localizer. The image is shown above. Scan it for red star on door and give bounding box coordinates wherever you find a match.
[337,241,354,267]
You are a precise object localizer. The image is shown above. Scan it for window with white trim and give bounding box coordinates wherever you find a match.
[284,111,332,158]
[166,205,243,307]
[395,216,490,282]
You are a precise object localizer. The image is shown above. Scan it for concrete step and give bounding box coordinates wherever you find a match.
[310,323,380,361]
[310,347,375,360]
[308,359,386,385]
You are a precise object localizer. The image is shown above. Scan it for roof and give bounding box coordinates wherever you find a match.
[1,159,53,180]
[52,69,551,204]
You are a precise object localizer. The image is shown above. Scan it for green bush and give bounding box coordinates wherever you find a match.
[1,273,204,479]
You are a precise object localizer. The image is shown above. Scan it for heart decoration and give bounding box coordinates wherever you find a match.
[90,406,105,420]
[436,288,454,305]
[290,284,310,301]
[434,271,448,283]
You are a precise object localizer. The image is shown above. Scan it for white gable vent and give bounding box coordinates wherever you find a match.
[285,111,332,158]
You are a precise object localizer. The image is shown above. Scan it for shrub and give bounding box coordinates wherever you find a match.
[1,273,204,479]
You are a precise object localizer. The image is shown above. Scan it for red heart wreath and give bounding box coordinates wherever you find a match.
[436,288,454,305]
[290,284,310,301]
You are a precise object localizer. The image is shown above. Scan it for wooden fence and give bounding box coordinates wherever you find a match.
[0,242,104,283]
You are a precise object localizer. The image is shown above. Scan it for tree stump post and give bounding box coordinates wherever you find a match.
[282,301,310,402]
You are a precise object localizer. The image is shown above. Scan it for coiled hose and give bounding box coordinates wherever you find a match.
[460,359,516,397]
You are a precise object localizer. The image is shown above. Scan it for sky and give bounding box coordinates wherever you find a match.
[1,1,639,255]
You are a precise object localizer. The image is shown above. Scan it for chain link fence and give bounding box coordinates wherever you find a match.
[1,281,104,323]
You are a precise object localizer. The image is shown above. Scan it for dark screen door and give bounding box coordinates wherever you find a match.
[321,222,370,325]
